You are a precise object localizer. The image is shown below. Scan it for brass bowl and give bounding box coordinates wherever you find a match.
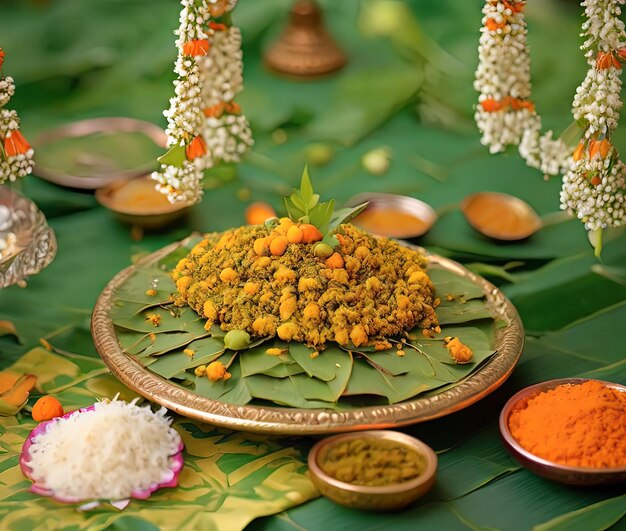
[500,378,626,486]
[34,117,167,190]
[95,175,193,230]
[308,430,437,511]
[347,192,437,239]
[461,192,542,241]
[0,186,56,288]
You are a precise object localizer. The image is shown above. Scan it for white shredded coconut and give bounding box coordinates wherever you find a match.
[26,399,181,501]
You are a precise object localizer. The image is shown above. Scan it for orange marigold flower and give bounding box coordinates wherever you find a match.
[572,142,585,162]
[481,98,502,112]
[618,48,626,62]
[598,139,612,159]
[209,22,228,32]
[203,102,225,118]
[485,18,507,31]
[0,48,5,69]
[4,130,31,157]
[208,0,229,17]
[503,0,525,13]
[186,136,207,160]
[588,139,600,159]
[183,39,210,57]
[597,52,620,70]
[224,101,241,114]
[590,175,602,186]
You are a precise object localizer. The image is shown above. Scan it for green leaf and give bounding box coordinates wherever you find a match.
[244,374,334,409]
[436,299,494,325]
[239,343,295,378]
[288,343,350,382]
[328,202,368,232]
[113,306,207,335]
[429,267,486,301]
[193,359,243,401]
[156,144,186,167]
[145,337,225,379]
[534,493,626,531]
[134,331,200,358]
[300,165,313,204]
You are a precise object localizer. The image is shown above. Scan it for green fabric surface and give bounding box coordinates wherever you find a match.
[0,0,625,530]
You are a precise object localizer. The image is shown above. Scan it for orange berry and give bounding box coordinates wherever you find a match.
[325,252,345,269]
[245,202,277,225]
[253,237,269,256]
[32,396,64,422]
[591,175,602,186]
[270,236,289,256]
[300,224,323,243]
[287,225,304,243]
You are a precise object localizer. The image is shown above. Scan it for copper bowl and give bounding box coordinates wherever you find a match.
[500,378,626,486]
[346,192,437,239]
[461,192,542,241]
[96,175,193,230]
[308,430,437,511]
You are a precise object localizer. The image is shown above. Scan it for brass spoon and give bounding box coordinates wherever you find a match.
[461,192,570,241]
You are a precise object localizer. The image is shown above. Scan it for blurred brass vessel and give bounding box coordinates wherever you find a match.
[264,0,347,78]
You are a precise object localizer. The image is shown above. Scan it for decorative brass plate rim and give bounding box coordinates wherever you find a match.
[92,239,524,434]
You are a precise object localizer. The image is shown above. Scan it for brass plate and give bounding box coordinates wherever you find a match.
[92,240,524,435]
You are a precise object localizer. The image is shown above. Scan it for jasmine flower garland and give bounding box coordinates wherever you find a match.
[0,49,34,185]
[474,0,571,175]
[475,0,626,252]
[561,0,626,241]
[200,20,253,165]
[153,0,252,204]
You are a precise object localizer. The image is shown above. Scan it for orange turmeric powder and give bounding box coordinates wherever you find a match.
[508,380,626,468]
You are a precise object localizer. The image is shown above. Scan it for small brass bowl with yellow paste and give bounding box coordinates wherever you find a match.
[308,430,437,511]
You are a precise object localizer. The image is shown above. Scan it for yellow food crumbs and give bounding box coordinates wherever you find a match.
[206,361,231,382]
[146,313,161,327]
[444,337,473,364]
[149,332,156,343]
[194,365,207,376]
[266,348,286,356]
[396,350,405,357]
[310,351,319,359]
[184,348,195,358]
[145,288,158,296]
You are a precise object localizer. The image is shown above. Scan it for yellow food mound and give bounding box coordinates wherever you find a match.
[173,224,438,349]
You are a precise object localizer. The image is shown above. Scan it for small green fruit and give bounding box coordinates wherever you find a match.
[362,148,391,176]
[224,330,251,350]
[313,242,334,259]
[305,143,333,166]
[264,217,280,230]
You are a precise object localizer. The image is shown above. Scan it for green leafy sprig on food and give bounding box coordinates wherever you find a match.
[284,166,367,247]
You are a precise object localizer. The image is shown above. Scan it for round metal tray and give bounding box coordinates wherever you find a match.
[92,240,524,435]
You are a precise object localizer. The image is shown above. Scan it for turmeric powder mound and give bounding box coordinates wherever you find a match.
[508,380,626,468]
[173,223,438,349]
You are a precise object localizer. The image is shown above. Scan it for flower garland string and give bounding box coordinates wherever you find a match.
[153,0,252,204]
[0,48,35,185]
[475,0,626,251]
